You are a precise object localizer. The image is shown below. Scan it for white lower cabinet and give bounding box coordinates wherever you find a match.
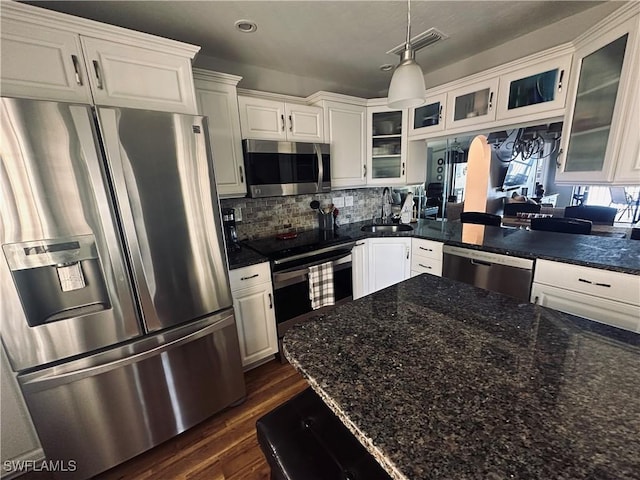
[229,262,278,369]
[352,240,369,299]
[531,259,640,333]
[410,238,443,277]
[367,238,411,294]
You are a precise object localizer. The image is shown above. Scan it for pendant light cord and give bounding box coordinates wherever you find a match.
[406,0,411,48]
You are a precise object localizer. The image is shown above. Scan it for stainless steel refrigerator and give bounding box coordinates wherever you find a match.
[0,98,245,479]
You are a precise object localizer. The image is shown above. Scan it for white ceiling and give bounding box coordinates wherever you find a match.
[26,1,626,98]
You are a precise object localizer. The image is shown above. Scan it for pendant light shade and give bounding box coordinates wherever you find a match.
[387,47,426,108]
[387,0,426,109]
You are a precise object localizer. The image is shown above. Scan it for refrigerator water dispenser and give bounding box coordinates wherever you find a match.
[3,235,111,326]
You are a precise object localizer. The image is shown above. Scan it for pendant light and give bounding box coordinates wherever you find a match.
[387,0,426,109]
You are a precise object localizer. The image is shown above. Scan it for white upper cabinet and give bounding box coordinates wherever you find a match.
[496,54,572,121]
[0,2,199,114]
[366,105,408,185]
[556,7,639,184]
[194,70,246,198]
[409,93,446,137]
[0,18,92,103]
[238,95,324,142]
[310,94,367,188]
[446,77,499,130]
[80,37,197,113]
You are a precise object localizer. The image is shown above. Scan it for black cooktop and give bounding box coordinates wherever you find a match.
[242,229,353,261]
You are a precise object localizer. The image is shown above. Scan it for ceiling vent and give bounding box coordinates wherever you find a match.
[386,27,448,55]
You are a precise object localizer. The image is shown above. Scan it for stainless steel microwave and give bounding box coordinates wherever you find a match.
[242,139,331,198]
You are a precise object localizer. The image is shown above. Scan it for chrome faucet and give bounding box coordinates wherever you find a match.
[381,187,392,223]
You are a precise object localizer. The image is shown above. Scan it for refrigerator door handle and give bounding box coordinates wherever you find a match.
[20,313,235,394]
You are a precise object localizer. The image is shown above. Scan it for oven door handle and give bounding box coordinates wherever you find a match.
[273,252,351,286]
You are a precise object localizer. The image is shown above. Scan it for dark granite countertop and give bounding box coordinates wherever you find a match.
[225,245,267,269]
[283,274,640,480]
[228,219,640,273]
[338,219,640,274]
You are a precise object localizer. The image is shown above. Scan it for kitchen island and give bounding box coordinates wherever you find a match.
[283,274,640,480]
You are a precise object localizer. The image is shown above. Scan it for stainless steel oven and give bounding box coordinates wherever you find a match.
[271,242,354,354]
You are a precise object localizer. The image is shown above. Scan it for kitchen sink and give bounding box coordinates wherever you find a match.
[360,224,413,233]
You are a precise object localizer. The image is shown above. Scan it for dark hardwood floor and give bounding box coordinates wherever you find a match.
[19,359,308,480]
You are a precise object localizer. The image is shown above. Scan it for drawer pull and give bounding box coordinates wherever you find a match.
[268,293,273,309]
[239,165,244,183]
[241,273,259,281]
[578,278,611,288]
[355,242,366,246]
[281,114,286,132]
[418,263,432,270]
[419,247,433,252]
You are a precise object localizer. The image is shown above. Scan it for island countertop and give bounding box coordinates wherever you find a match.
[283,274,640,480]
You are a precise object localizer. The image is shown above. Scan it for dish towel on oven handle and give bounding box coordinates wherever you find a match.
[308,261,335,310]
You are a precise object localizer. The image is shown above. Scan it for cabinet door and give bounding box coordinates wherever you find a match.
[368,238,411,294]
[352,240,369,299]
[409,93,446,136]
[0,18,92,103]
[232,283,278,367]
[446,77,499,129]
[195,79,246,198]
[80,36,197,113]
[238,96,286,140]
[556,16,638,184]
[324,101,367,188]
[496,54,572,121]
[285,103,324,142]
[612,70,640,184]
[367,107,408,185]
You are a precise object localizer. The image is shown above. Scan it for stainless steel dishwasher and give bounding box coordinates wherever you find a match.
[442,245,534,301]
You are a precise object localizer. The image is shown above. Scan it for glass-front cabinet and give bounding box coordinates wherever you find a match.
[367,106,408,184]
[446,78,499,129]
[496,54,572,121]
[409,93,446,136]
[557,13,638,184]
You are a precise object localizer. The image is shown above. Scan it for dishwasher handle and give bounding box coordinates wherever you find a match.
[470,258,492,267]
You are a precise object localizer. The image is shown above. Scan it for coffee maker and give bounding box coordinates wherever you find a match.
[222,208,240,252]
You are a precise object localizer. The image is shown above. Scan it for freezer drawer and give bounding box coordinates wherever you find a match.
[18,310,245,480]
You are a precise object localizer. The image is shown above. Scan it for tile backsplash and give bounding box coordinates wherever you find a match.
[220,188,387,240]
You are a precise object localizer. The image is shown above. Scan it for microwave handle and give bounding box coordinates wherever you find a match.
[314,143,323,191]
